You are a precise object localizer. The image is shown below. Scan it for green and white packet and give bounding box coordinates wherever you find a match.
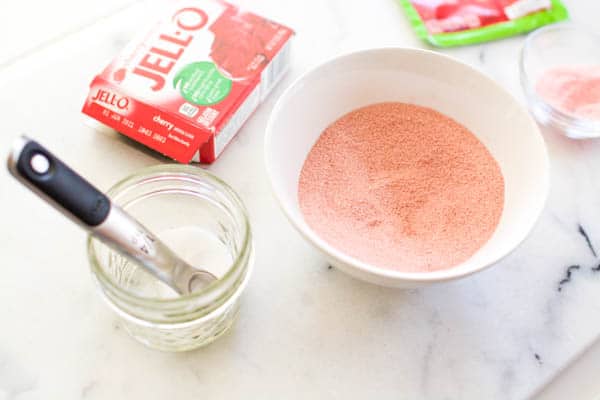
[398,0,569,47]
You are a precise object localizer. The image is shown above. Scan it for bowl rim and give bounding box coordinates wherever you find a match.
[265,46,550,284]
[520,23,600,134]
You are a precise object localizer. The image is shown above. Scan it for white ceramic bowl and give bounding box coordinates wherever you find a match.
[265,47,549,288]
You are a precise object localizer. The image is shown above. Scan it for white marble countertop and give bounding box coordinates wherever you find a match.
[2,1,600,399]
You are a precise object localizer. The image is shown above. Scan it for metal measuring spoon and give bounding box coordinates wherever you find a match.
[7,136,216,295]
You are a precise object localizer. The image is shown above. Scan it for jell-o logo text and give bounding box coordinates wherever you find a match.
[91,89,130,110]
[126,8,209,91]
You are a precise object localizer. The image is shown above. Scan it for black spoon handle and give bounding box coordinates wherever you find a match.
[7,136,217,295]
[7,136,111,227]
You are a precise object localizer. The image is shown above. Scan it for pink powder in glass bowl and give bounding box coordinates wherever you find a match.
[520,24,600,138]
[298,102,505,273]
[536,65,600,121]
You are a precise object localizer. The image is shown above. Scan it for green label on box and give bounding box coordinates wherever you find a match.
[173,62,232,105]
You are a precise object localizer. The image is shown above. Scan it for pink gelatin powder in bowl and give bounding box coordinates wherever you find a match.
[298,102,504,273]
[266,47,549,288]
[521,24,600,139]
[536,66,600,121]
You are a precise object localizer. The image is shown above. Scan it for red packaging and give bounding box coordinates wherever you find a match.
[82,0,293,163]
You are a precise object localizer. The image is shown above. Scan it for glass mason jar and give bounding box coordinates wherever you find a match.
[87,165,253,352]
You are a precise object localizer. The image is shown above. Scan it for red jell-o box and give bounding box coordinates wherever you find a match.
[82,0,293,163]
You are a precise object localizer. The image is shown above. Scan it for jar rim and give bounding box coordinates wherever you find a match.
[87,164,252,309]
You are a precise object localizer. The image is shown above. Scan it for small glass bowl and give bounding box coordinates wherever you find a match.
[520,23,600,139]
[87,165,253,352]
